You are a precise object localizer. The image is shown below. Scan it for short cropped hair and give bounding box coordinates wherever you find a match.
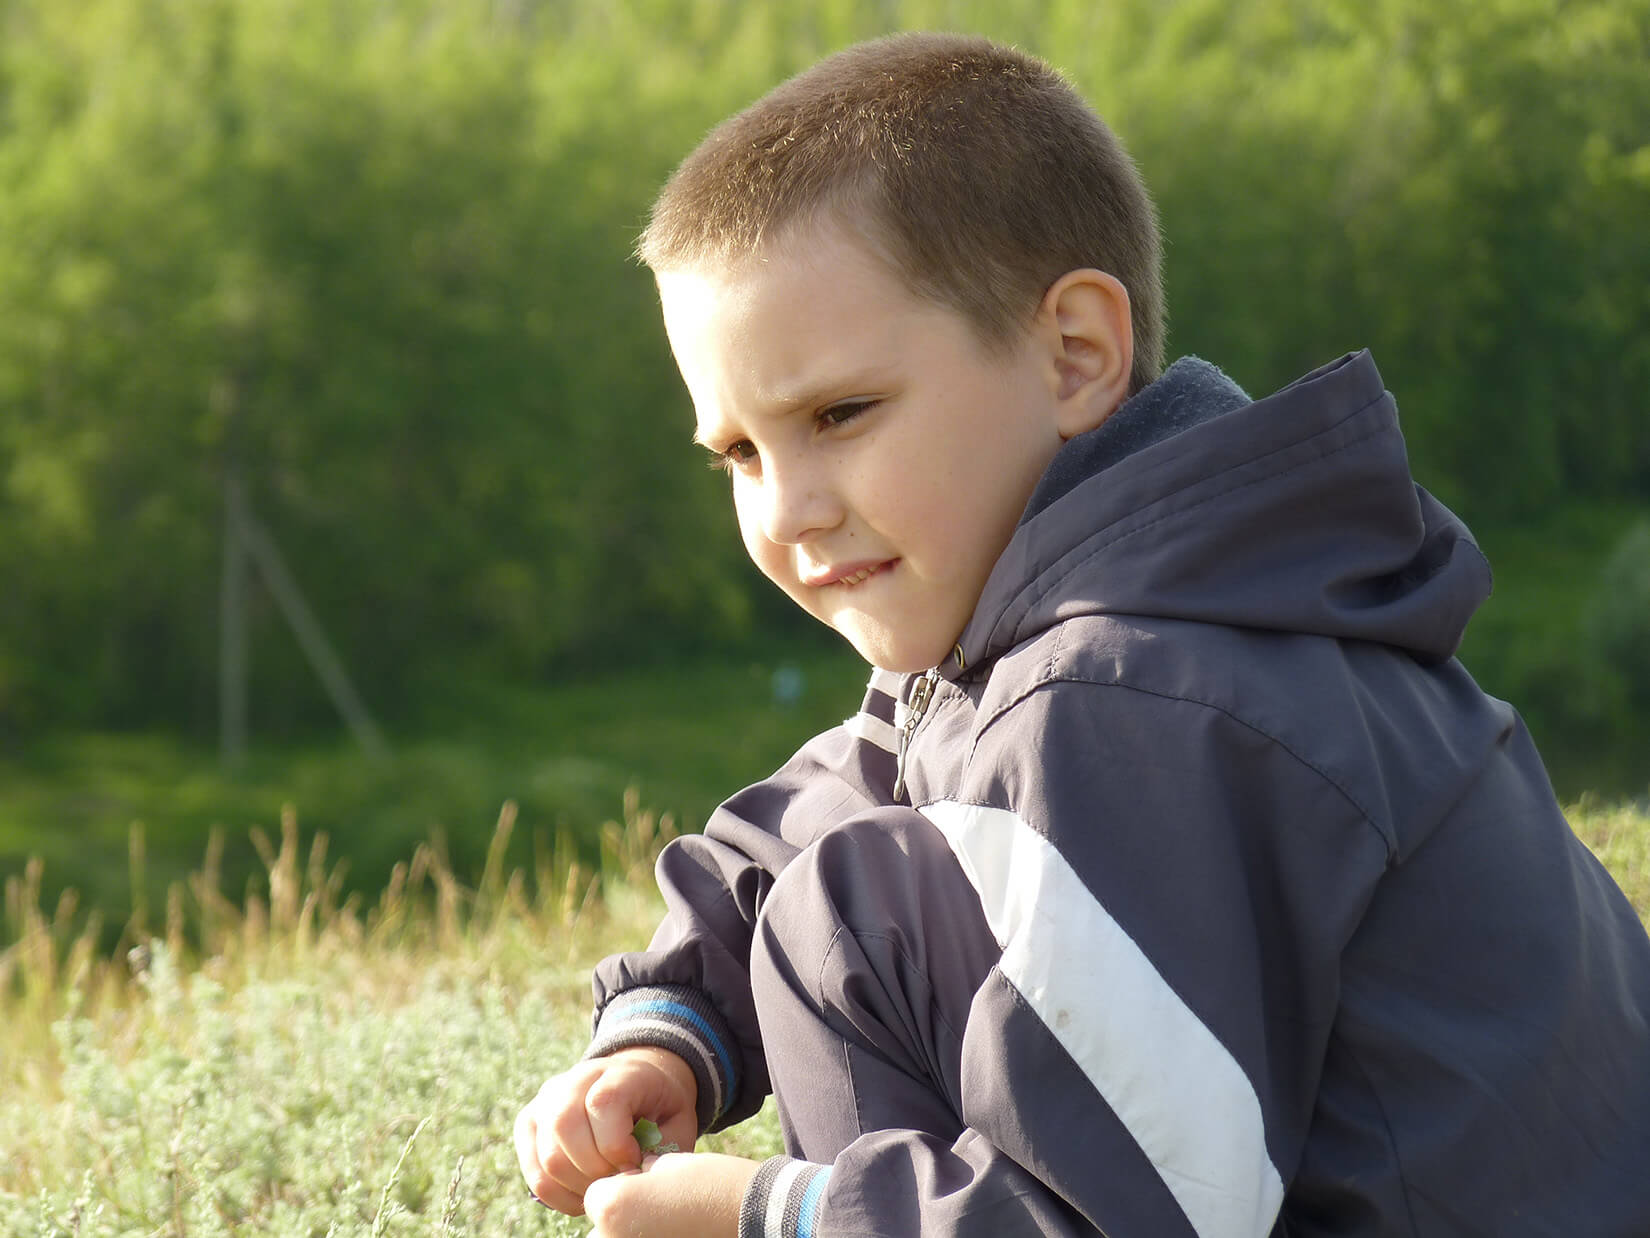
[639,32,1165,393]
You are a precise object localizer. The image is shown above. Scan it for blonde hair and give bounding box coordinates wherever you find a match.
[639,32,1164,393]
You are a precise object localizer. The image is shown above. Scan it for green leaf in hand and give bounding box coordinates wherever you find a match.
[633,1117,680,1156]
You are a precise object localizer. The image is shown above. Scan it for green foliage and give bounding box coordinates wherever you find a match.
[1081,0,1650,517]
[1585,520,1650,711]
[633,1117,679,1156]
[1457,505,1649,799]
[0,0,1646,735]
[0,0,768,732]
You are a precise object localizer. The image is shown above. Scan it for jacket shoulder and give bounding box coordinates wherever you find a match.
[968,611,1516,863]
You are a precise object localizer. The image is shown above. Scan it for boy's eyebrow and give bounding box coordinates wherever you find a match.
[695,376,883,441]
[689,364,895,448]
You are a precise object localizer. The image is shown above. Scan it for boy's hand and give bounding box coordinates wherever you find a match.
[584,1151,761,1238]
[515,1045,699,1215]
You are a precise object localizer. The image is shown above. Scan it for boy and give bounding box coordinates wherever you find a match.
[514,32,1650,1238]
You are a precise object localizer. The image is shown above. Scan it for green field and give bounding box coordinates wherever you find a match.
[0,805,786,1236]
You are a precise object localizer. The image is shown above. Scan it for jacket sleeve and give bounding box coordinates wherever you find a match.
[755,677,1392,1238]
[739,1129,1095,1238]
[586,670,906,1131]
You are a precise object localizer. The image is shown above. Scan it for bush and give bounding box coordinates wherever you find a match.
[1586,521,1650,712]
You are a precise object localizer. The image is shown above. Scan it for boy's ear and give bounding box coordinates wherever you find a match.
[1038,268,1134,440]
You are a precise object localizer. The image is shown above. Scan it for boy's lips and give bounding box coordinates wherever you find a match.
[802,558,898,588]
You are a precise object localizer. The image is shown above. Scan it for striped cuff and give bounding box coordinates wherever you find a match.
[738,1156,832,1238]
[585,984,738,1133]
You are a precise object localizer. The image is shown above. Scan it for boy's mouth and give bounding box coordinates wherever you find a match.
[805,559,897,588]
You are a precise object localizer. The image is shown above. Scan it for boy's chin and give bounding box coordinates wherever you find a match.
[832,622,951,675]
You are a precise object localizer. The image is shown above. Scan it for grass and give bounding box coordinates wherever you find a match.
[1,800,785,1236]
[0,644,869,956]
[1,795,1646,1234]
[1569,795,1650,916]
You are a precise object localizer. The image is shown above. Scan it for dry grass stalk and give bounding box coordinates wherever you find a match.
[2,787,680,1065]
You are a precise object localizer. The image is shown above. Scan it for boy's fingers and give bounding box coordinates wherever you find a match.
[513,1108,565,1191]
[528,1178,586,1217]
[512,1067,620,1202]
[585,1086,644,1169]
[512,1110,542,1194]
[658,1111,698,1153]
[513,1112,585,1216]
[547,1099,620,1185]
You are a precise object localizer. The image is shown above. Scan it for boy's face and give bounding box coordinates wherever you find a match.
[657,226,1082,672]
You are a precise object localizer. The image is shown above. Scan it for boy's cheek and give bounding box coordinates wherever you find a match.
[738,522,797,594]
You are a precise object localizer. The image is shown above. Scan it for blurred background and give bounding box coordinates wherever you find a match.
[2,0,1646,943]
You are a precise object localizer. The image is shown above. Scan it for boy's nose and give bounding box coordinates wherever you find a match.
[757,464,840,545]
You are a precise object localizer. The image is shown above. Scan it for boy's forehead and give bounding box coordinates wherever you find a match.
[660,213,920,324]
[658,228,936,423]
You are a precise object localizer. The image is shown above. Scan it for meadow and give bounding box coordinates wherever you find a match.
[2,784,1646,1235]
[0,801,787,1237]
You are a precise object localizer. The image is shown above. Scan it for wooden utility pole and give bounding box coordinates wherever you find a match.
[237,501,391,765]
[217,369,390,768]
[220,472,250,769]
[219,367,250,770]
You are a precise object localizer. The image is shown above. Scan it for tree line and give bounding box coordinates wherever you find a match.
[1,0,1645,736]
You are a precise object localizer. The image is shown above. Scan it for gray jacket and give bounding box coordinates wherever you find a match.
[586,351,1650,1236]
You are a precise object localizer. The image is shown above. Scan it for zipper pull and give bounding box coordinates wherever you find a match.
[893,668,940,804]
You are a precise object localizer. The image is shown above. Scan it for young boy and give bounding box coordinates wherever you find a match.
[514,32,1650,1238]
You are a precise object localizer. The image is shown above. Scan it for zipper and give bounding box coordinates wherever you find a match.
[893,668,940,804]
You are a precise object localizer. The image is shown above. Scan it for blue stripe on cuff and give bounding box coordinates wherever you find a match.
[795,1166,832,1238]
[616,998,737,1093]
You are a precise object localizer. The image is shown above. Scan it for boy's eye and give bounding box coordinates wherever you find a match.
[707,439,758,472]
[819,400,877,428]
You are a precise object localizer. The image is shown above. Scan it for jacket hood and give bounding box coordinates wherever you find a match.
[953,351,1492,675]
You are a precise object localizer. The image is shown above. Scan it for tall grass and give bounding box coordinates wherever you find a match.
[2,798,1645,1234]
[1569,795,1650,917]
[1,794,782,1236]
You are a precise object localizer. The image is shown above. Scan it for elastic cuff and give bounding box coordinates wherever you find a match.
[738,1156,833,1238]
[586,984,738,1132]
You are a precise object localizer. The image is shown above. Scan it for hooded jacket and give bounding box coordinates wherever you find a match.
[585,351,1650,1237]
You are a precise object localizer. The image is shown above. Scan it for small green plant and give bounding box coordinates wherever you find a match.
[633,1117,681,1157]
